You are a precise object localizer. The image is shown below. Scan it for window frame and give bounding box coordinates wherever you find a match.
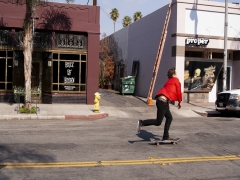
[52,53,87,93]
[0,50,13,91]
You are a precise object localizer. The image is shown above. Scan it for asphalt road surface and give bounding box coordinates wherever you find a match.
[1,89,240,180]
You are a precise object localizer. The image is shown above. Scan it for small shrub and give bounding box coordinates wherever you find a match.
[19,106,36,114]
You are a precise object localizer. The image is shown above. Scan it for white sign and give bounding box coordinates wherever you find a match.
[64,77,75,83]
[186,38,209,46]
[64,86,76,90]
[67,69,72,75]
[65,62,74,68]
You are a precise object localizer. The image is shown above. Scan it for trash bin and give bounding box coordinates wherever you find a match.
[119,76,135,95]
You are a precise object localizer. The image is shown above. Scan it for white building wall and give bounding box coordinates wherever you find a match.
[175,0,240,102]
[112,27,129,65]
[185,10,240,38]
[110,3,176,98]
[127,4,175,98]
[109,0,240,101]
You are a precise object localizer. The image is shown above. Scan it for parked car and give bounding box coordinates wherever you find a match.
[215,87,240,114]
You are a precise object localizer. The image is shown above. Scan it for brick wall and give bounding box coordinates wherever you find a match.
[42,93,86,104]
[0,92,14,103]
[183,92,209,103]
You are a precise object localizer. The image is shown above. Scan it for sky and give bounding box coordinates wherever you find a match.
[54,0,240,36]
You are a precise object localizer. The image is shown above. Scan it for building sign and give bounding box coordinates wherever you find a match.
[186,38,209,46]
[56,33,86,49]
[64,77,75,83]
[184,61,223,91]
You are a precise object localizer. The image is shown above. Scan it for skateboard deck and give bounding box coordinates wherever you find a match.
[150,138,180,146]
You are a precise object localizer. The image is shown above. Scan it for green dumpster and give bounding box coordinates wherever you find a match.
[119,76,135,95]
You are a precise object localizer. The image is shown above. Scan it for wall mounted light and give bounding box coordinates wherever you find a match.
[48,60,52,67]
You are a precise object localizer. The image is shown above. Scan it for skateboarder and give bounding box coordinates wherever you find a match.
[137,67,182,141]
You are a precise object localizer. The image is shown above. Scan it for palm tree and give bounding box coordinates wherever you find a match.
[14,0,73,105]
[122,16,132,27]
[110,8,119,32]
[133,11,142,22]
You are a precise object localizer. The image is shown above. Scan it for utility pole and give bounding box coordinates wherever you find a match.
[223,0,228,91]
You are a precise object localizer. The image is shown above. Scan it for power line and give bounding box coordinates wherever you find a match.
[97,1,122,23]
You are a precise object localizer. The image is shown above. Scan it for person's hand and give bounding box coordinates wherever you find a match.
[177,102,181,109]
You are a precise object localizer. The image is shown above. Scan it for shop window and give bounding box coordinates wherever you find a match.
[7,59,13,81]
[0,51,6,57]
[7,51,13,57]
[0,59,6,81]
[233,51,240,60]
[81,62,86,84]
[53,85,58,90]
[184,60,223,92]
[59,61,79,83]
[185,51,203,58]
[212,52,224,59]
[81,54,86,61]
[53,61,58,83]
[0,83,5,89]
[0,52,13,90]
[52,53,86,92]
[53,53,58,59]
[60,54,79,60]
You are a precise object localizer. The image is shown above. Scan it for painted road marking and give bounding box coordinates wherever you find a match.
[1,155,240,169]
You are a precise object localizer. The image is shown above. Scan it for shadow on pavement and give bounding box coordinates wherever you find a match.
[213,112,240,118]
[128,129,161,144]
[187,102,215,110]
[0,144,56,179]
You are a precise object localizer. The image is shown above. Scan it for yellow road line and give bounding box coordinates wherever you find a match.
[1,155,240,169]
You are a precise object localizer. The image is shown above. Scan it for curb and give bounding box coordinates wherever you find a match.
[65,113,108,120]
[0,113,108,120]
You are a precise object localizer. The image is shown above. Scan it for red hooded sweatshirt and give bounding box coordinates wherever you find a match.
[155,77,182,102]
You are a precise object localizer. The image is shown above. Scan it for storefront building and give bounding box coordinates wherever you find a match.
[0,1,100,104]
[107,0,240,103]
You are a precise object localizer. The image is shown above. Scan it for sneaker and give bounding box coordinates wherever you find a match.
[137,120,142,133]
[162,136,172,141]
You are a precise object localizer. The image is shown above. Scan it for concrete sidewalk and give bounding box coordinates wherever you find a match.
[0,103,108,120]
[171,102,220,117]
[135,96,220,117]
[0,100,219,120]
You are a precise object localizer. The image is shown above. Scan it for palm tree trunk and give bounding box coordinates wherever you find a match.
[114,22,115,33]
[23,3,34,105]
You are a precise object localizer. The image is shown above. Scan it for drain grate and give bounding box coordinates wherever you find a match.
[194,132,218,137]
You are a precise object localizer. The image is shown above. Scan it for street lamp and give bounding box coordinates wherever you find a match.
[223,0,228,91]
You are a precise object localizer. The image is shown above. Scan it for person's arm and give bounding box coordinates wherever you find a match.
[176,78,182,109]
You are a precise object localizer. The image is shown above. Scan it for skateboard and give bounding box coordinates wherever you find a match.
[150,138,180,146]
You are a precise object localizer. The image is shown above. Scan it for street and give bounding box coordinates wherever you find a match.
[1,89,240,180]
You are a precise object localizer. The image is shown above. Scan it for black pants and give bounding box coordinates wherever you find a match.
[142,99,173,137]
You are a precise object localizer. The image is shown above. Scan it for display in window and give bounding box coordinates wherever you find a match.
[60,61,79,91]
[184,61,223,91]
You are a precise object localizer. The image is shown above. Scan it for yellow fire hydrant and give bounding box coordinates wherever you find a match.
[94,92,101,113]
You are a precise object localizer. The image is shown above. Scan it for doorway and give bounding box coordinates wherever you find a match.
[31,62,40,88]
[217,66,231,93]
